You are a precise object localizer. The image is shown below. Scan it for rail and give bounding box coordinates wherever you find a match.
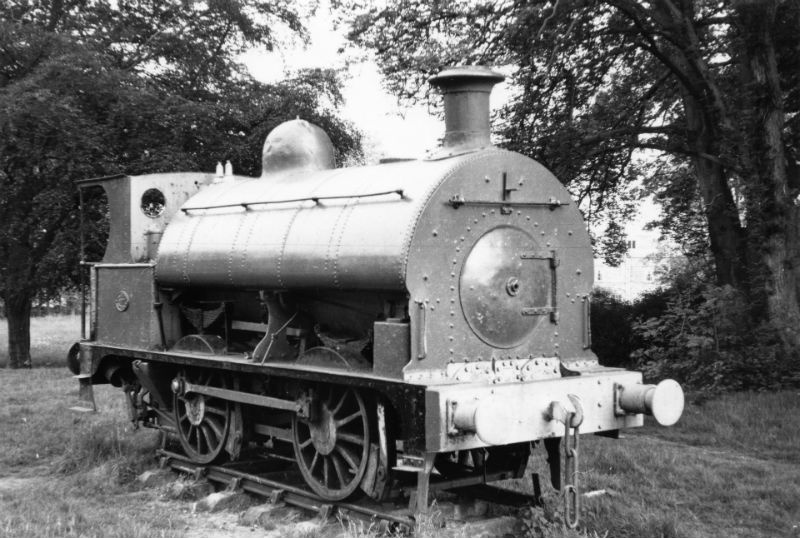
[156,450,414,531]
[156,449,540,532]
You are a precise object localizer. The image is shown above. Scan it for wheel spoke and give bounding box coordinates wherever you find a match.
[323,456,331,487]
[299,438,313,449]
[331,453,347,487]
[310,451,320,473]
[335,410,363,428]
[206,405,227,416]
[331,391,348,415]
[200,424,215,451]
[335,444,359,474]
[206,416,224,440]
[337,432,364,446]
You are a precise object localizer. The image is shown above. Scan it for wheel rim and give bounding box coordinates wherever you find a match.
[292,386,370,500]
[173,371,231,464]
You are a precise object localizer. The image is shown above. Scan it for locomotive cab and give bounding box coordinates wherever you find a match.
[70,66,684,516]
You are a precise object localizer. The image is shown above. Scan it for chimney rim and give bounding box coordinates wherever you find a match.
[429,65,505,88]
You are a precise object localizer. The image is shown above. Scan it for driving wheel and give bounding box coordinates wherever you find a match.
[292,385,370,500]
[173,370,232,464]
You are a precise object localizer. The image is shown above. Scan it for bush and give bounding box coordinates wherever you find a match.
[590,287,669,369]
[590,288,635,368]
[630,272,800,393]
[592,259,800,393]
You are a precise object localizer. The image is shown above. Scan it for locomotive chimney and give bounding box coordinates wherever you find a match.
[429,66,505,151]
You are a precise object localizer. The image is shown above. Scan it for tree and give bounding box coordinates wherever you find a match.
[0,2,361,368]
[345,0,800,355]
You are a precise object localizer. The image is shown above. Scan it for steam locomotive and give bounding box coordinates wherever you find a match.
[69,66,683,513]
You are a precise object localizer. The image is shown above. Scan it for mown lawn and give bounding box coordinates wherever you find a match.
[0,314,81,368]
[1,317,798,537]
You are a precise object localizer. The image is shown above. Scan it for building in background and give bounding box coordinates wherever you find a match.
[594,205,667,300]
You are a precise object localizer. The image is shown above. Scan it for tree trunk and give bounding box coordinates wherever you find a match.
[680,92,749,290]
[3,229,36,368]
[5,293,32,369]
[641,0,750,290]
[736,0,800,352]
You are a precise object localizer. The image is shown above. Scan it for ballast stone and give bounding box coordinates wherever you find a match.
[136,469,173,488]
[163,478,214,501]
[192,489,254,513]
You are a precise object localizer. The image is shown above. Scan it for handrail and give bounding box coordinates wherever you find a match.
[181,189,405,213]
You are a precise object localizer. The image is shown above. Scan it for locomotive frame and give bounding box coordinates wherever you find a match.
[68,66,684,518]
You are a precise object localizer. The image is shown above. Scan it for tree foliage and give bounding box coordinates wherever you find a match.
[345,0,800,356]
[1,0,307,92]
[631,262,800,393]
[592,264,800,393]
[0,1,361,367]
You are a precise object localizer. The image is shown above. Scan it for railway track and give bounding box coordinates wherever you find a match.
[156,449,540,534]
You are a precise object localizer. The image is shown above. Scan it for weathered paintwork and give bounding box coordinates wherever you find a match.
[154,158,457,290]
[153,147,595,384]
[403,149,595,383]
[78,173,213,264]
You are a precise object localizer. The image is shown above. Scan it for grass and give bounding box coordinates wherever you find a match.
[637,390,800,463]
[0,314,81,368]
[497,395,800,538]
[0,364,183,538]
[1,316,799,538]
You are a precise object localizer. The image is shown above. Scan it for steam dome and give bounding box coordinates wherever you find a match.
[261,119,336,176]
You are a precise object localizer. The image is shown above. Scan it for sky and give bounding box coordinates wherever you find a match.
[239,3,513,161]
[240,8,440,160]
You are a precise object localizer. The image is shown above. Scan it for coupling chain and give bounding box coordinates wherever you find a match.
[563,412,580,529]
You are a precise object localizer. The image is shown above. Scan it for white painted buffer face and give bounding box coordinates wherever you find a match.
[617,379,685,427]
